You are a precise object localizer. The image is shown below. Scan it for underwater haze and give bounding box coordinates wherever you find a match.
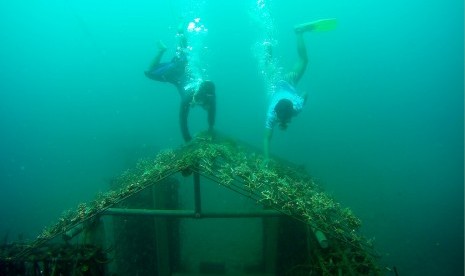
[0,0,463,275]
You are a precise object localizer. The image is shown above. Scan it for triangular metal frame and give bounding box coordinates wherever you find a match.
[7,134,382,274]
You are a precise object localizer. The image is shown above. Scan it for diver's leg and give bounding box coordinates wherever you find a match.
[288,31,308,85]
[148,41,167,69]
[290,18,337,84]
[294,22,315,34]
[176,22,188,51]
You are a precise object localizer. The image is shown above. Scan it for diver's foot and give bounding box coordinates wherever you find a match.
[157,40,167,52]
[177,20,188,33]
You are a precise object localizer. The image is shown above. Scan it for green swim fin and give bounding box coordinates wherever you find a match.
[294,18,337,33]
[312,18,337,31]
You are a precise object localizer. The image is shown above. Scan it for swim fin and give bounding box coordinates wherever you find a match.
[294,18,337,33]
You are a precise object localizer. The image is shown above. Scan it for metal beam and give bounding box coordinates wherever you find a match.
[103,208,284,218]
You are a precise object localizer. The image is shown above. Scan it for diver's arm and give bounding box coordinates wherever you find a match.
[207,100,216,132]
[207,87,216,132]
[179,98,192,142]
[263,128,273,161]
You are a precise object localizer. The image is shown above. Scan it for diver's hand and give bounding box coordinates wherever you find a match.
[207,126,216,139]
[261,158,270,169]
[193,129,214,141]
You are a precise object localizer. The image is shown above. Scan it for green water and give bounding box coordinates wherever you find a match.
[0,0,463,274]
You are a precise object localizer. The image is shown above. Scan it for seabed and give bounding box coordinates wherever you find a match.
[0,134,383,275]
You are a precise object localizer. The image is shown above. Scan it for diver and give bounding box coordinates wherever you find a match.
[145,24,216,143]
[263,19,336,162]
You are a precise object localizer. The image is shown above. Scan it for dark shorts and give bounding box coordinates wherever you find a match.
[145,56,186,84]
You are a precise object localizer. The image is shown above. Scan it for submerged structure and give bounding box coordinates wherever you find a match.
[0,134,381,275]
